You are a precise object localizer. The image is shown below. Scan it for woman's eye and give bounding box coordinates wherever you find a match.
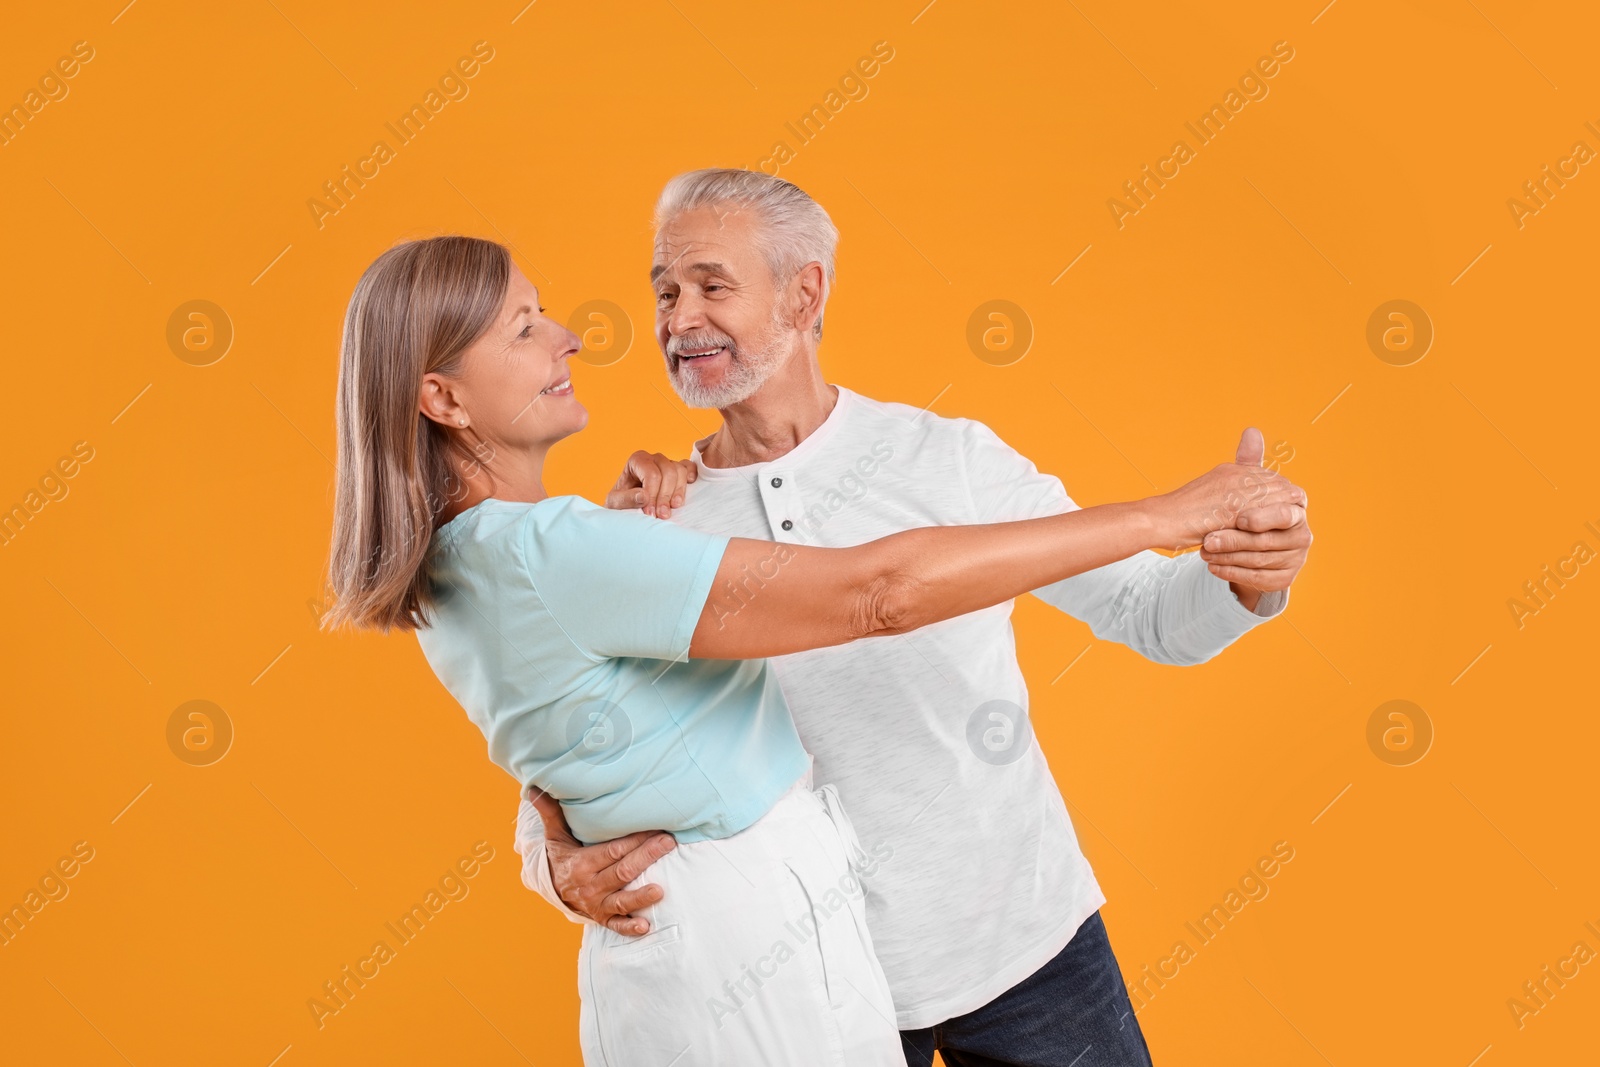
[520,323,535,338]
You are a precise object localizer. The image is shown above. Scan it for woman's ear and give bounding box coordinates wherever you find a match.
[419,372,462,428]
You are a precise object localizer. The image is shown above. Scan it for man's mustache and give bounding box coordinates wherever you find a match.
[666,331,737,360]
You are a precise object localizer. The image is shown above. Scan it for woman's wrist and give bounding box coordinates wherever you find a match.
[1124,496,1175,552]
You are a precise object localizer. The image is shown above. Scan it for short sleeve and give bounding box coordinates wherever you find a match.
[961,420,1078,524]
[523,499,730,662]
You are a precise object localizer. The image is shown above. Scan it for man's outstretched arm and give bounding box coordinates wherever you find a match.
[963,422,1310,665]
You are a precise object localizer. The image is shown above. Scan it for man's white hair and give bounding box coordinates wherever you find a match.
[654,168,839,340]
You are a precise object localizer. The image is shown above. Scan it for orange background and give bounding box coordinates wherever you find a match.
[3,2,1597,1064]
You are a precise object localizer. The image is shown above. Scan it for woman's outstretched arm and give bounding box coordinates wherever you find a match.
[688,455,1306,660]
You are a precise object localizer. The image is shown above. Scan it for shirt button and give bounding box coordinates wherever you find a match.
[781,520,793,531]
[771,477,783,488]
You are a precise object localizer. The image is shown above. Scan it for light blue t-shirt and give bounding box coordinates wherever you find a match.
[414,496,810,845]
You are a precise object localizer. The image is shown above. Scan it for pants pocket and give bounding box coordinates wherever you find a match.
[583,919,694,1065]
[593,921,682,959]
[780,806,881,1013]
[778,832,902,1066]
[781,858,843,1010]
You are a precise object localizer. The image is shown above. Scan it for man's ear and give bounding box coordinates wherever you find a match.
[788,262,825,336]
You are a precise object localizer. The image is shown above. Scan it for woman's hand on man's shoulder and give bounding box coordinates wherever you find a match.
[607,450,698,519]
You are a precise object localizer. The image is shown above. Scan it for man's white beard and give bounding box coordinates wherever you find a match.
[666,308,791,409]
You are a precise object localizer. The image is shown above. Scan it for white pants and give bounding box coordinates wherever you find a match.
[576,771,903,1066]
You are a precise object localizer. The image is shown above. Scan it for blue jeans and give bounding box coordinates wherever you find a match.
[900,911,1154,1066]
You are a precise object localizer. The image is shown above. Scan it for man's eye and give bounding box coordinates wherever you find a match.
[704,284,724,293]
[656,292,674,305]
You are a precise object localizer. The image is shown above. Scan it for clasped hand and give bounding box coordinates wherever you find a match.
[1182,427,1313,608]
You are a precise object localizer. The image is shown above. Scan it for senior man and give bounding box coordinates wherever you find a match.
[514,169,1312,1066]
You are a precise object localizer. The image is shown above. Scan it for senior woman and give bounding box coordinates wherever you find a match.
[322,235,1304,1065]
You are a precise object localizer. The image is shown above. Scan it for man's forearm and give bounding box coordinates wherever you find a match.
[1035,549,1284,666]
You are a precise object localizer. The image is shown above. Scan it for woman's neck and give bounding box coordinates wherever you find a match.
[434,440,549,528]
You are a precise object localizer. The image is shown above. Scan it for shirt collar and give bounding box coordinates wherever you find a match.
[690,384,857,479]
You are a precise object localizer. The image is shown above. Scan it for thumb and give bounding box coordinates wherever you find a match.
[613,456,644,491]
[1235,426,1265,467]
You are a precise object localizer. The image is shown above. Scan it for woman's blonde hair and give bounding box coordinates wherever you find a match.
[322,235,511,633]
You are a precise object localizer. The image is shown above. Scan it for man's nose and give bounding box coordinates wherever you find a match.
[667,291,705,336]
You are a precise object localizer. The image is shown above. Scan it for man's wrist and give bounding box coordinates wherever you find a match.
[1228,581,1290,618]
[1229,581,1263,613]
[528,840,591,925]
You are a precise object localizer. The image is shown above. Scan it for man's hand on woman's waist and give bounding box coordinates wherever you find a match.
[527,786,678,937]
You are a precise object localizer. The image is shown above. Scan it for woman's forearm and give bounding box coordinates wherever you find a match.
[853,500,1164,638]
[689,499,1165,660]
[687,457,1304,661]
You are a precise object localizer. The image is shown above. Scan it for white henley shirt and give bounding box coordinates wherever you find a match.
[514,385,1286,1029]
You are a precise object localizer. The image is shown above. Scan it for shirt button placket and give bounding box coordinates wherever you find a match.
[761,468,797,541]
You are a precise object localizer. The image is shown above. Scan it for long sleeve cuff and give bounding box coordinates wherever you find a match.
[1157,554,1290,663]
[1245,585,1289,619]
[514,795,592,925]
[1190,557,1291,628]
[1215,577,1289,623]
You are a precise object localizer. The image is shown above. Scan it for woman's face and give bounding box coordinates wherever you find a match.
[446,265,587,449]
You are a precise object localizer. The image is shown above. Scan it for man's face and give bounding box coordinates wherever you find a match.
[651,205,793,408]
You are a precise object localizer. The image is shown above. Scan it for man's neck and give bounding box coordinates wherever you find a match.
[701,356,838,469]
